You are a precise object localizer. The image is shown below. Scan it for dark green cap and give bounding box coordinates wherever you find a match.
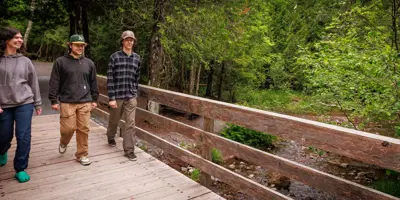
[69,34,86,44]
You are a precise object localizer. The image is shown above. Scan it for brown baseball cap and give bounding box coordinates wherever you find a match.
[121,30,136,40]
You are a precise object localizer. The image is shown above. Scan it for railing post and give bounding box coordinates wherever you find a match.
[200,116,214,187]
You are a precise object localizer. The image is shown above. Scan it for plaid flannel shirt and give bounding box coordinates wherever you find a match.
[107,51,141,100]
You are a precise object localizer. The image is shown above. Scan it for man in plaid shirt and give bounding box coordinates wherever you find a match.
[106,30,141,161]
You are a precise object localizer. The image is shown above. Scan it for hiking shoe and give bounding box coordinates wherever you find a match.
[108,139,116,147]
[125,152,137,161]
[59,144,67,154]
[0,152,7,166]
[15,171,30,183]
[78,156,92,166]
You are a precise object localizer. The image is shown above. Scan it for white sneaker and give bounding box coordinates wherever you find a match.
[59,144,67,154]
[78,156,92,166]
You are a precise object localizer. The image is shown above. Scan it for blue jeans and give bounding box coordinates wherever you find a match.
[0,103,34,172]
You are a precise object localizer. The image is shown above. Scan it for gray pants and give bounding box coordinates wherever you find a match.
[106,98,137,153]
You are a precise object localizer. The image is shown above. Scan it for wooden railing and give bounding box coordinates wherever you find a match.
[93,75,400,200]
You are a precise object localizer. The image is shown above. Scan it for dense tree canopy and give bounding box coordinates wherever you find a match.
[2,0,400,133]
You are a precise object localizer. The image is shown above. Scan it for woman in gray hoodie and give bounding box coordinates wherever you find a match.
[0,27,42,183]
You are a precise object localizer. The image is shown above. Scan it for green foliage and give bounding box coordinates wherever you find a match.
[190,168,201,182]
[235,87,332,114]
[372,169,400,197]
[385,169,400,177]
[4,0,400,136]
[297,1,400,126]
[88,0,153,74]
[266,0,344,89]
[308,146,326,156]
[139,144,147,151]
[161,0,272,91]
[220,124,276,151]
[372,179,400,197]
[211,148,224,164]
[395,126,400,138]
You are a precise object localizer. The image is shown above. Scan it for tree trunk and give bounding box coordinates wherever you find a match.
[82,5,90,58]
[23,0,35,50]
[205,62,214,97]
[147,0,167,114]
[392,0,399,52]
[148,0,167,88]
[392,0,400,101]
[36,34,43,58]
[217,62,225,100]
[189,60,196,95]
[45,44,49,61]
[24,21,33,50]
[179,57,185,92]
[68,0,84,36]
[68,0,76,36]
[196,64,202,96]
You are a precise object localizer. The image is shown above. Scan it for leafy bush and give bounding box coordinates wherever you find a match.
[220,124,276,151]
[372,179,400,197]
[190,168,201,182]
[211,148,224,164]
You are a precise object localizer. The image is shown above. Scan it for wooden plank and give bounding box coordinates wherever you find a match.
[52,141,219,200]
[200,117,213,187]
[96,75,108,95]
[0,151,125,180]
[133,83,400,171]
[53,167,173,200]
[133,179,212,200]
[8,138,108,159]
[50,147,172,200]
[135,108,399,200]
[91,173,190,200]
[31,121,59,128]
[11,158,164,200]
[0,145,122,174]
[191,191,225,200]
[2,160,167,200]
[161,184,214,200]
[8,128,107,151]
[135,127,291,200]
[2,151,147,192]
[91,107,290,200]
[1,114,223,200]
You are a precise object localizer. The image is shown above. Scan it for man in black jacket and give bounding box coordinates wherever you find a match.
[48,34,99,166]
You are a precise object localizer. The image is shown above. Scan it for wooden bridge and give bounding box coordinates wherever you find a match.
[1,74,400,200]
[0,114,223,200]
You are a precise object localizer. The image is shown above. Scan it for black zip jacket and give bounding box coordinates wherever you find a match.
[48,54,99,105]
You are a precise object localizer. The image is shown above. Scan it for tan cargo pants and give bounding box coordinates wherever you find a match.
[60,102,91,159]
[106,98,137,153]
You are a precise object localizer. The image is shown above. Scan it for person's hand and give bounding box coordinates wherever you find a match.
[36,107,43,115]
[51,104,60,111]
[0,107,3,114]
[109,100,117,109]
[91,102,97,109]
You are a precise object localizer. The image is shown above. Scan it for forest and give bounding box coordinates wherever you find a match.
[2,0,400,134]
[2,0,400,143]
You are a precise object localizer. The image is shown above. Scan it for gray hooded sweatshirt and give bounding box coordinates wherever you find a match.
[0,54,42,109]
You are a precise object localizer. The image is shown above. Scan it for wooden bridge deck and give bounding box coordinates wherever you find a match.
[0,114,224,200]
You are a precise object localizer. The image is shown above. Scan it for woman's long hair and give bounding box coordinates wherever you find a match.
[0,27,26,55]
